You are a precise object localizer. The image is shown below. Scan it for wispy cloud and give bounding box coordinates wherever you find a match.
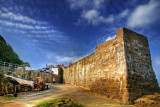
[0,5,69,46]
[67,0,113,26]
[67,0,105,10]
[0,10,47,25]
[30,30,56,34]
[55,55,80,64]
[0,20,50,30]
[119,9,129,18]
[68,0,131,26]
[67,0,89,10]
[127,0,160,28]
[93,0,105,9]
[27,33,68,43]
[82,9,114,25]
[105,35,116,41]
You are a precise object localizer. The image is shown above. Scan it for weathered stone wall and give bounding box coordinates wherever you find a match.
[0,67,53,83]
[63,27,159,104]
[91,32,129,102]
[15,70,53,83]
[63,27,129,103]
[121,28,159,102]
[64,53,95,89]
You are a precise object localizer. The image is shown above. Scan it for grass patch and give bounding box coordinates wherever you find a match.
[2,96,18,101]
[147,97,158,101]
[36,97,84,107]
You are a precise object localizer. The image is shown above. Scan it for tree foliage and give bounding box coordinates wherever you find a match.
[0,35,23,65]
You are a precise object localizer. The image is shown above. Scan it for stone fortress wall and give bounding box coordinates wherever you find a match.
[122,28,159,102]
[63,27,159,103]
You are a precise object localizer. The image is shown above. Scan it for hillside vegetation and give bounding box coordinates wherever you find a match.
[0,35,23,65]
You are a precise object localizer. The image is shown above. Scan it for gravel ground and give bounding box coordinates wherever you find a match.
[13,84,135,107]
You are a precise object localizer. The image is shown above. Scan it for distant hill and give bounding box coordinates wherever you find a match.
[0,35,23,65]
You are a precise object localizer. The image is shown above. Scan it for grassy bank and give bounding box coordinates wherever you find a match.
[36,97,84,107]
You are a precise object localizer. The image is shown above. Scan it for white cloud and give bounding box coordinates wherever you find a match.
[1,7,8,12]
[0,20,68,44]
[67,0,89,9]
[68,0,112,26]
[67,0,105,10]
[0,19,51,30]
[33,39,38,43]
[119,9,129,18]
[93,0,105,9]
[55,56,80,63]
[0,10,47,25]
[82,10,114,25]
[45,51,80,65]
[27,32,68,43]
[105,35,116,41]
[127,0,160,28]
[0,20,34,29]
[28,34,50,38]
[5,28,27,34]
[30,30,56,34]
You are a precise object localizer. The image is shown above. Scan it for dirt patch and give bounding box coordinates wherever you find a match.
[0,100,27,107]
[15,84,135,107]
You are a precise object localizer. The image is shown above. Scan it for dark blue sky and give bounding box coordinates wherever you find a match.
[0,0,160,84]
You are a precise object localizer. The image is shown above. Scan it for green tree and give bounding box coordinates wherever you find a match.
[0,35,24,65]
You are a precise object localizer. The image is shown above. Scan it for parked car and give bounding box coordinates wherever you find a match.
[41,68,53,73]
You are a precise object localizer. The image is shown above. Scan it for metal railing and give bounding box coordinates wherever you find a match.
[0,61,26,68]
[97,31,116,44]
[69,31,116,64]
[0,61,31,74]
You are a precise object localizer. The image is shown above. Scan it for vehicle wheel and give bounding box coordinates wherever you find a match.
[40,85,43,91]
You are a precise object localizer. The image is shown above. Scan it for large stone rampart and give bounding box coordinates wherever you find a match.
[63,27,159,103]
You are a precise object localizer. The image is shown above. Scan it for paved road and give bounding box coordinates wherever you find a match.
[13,84,134,107]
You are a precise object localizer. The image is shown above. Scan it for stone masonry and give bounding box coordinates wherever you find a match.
[0,66,53,83]
[63,27,159,104]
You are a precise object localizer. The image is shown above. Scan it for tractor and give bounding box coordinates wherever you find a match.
[33,77,48,91]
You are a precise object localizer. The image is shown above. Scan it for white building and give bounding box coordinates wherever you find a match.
[51,67,59,75]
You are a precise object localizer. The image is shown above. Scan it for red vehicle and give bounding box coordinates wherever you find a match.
[33,77,48,91]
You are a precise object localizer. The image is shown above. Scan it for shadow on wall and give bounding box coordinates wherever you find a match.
[58,68,64,83]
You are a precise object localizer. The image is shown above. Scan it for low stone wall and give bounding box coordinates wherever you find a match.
[0,67,53,83]
[0,74,33,95]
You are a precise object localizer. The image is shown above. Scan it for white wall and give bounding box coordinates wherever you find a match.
[51,68,59,75]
